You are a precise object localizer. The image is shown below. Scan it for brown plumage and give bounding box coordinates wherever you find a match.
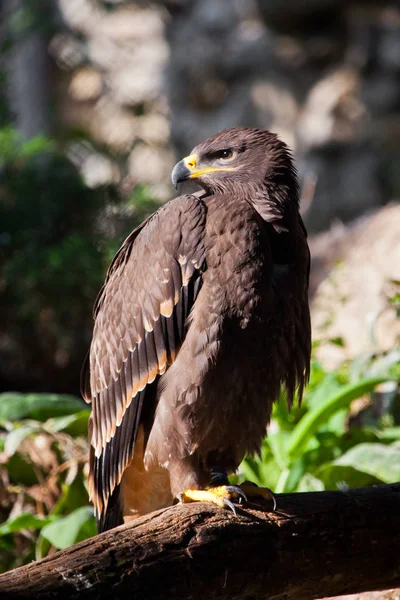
[81,127,311,532]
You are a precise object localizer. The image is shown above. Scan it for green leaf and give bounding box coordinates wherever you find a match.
[329,337,345,347]
[240,440,283,490]
[21,135,54,157]
[44,410,90,437]
[0,393,84,422]
[0,514,55,537]
[320,409,347,436]
[75,516,97,544]
[307,359,328,391]
[4,422,40,455]
[35,533,51,562]
[0,127,19,162]
[301,431,341,469]
[297,473,325,492]
[40,507,94,550]
[275,458,306,493]
[287,377,389,460]
[6,453,38,486]
[316,464,382,490]
[267,431,291,468]
[240,456,261,485]
[340,428,380,444]
[0,536,14,552]
[306,373,341,410]
[52,471,90,516]
[334,443,400,483]
[240,450,281,489]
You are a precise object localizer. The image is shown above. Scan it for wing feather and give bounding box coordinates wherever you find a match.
[153,319,167,370]
[81,195,207,528]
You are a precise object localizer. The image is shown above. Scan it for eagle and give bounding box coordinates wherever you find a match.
[81,127,311,532]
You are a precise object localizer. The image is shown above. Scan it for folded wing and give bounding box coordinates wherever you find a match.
[81,195,207,528]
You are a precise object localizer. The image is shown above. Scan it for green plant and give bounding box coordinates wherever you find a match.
[0,129,159,395]
[240,349,400,494]
[1,345,398,573]
[0,299,399,573]
[0,392,93,572]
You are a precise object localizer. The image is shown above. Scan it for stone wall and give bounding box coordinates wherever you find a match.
[166,0,400,231]
[54,0,400,231]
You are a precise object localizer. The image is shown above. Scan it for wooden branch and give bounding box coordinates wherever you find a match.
[1,484,400,600]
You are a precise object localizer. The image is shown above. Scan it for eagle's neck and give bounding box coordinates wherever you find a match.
[250,181,298,233]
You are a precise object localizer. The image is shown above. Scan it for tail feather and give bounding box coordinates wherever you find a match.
[97,485,123,533]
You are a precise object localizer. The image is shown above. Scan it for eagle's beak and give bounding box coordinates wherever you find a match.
[171,154,198,189]
[171,153,236,189]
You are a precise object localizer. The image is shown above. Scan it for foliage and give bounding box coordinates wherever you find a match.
[240,347,400,494]
[0,128,159,395]
[0,392,92,573]
[0,128,54,164]
[0,339,398,573]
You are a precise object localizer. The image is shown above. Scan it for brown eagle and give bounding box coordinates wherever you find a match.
[81,127,311,532]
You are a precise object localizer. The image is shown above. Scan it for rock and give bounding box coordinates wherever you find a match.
[310,204,400,369]
[68,67,103,102]
[297,68,365,150]
[55,0,400,218]
[128,143,174,186]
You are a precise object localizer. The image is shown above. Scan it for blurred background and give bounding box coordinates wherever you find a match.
[0,0,399,578]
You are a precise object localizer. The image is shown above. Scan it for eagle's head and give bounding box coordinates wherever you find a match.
[171,127,299,213]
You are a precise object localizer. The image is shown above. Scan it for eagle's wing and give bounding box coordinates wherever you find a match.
[81,195,207,528]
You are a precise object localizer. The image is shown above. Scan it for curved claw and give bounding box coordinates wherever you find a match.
[225,485,247,503]
[178,482,276,515]
[178,485,246,514]
[240,481,277,511]
[223,497,237,515]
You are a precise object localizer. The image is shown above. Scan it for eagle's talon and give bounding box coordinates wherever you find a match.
[177,484,246,512]
[223,498,237,515]
[225,485,247,503]
[240,482,277,511]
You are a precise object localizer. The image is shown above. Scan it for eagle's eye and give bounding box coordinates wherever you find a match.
[218,149,233,160]
[212,149,236,161]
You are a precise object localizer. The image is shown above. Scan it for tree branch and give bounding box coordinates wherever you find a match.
[1,484,400,600]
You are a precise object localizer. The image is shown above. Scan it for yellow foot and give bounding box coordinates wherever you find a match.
[239,481,277,510]
[178,485,247,515]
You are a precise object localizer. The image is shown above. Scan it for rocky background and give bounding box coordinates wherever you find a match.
[51,0,400,230]
[1,0,399,391]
